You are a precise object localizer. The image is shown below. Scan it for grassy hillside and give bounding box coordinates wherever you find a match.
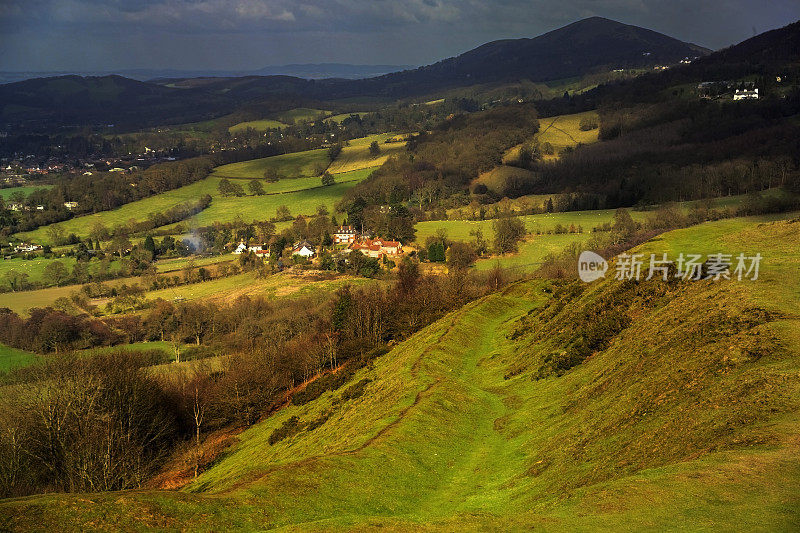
[415,207,645,243]
[228,118,287,133]
[0,344,38,373]
[277,108,330,124]
[17,165,372,244]
[211,149,330,179]
[503,110,600,165]
[2,214,799,530]
[327,133,406,174]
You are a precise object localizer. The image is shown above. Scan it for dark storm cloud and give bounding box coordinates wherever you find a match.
[0,0,798,70]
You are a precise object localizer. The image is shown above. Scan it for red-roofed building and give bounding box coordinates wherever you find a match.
[349,238,403,259]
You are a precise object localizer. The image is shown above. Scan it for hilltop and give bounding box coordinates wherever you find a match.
[0,17,711,130]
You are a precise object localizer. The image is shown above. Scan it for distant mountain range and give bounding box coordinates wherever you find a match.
[4,16,795,131]
[0,64,414,85]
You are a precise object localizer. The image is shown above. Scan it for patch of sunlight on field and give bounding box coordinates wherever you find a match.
[327,133,407,174]
[228,119,286,133]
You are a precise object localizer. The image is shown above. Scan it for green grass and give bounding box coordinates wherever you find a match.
[17,165,372,245]
[324,112,370,124]
[0,256,123,288]
[415,208,646,244]
[211,148,330,180]
[0,185,52,200]
[5,211,800,529]
[228,119,286,133]
[166,168,374,229]
[155,254,235,273]
[277,108,330,124]
[0,256,77,284]
[0,344,39,372]
[144,271,375,306]
[504,110,600,164]
[327,133,406,174]
[473,165,537,195]
[474,233,587,272]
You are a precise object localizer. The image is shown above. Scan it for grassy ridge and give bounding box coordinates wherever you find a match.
[3,215,799,530]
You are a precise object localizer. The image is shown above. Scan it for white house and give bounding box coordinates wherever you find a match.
[292,241,315,258]
[334,225,358,244]
[14,243,42,253]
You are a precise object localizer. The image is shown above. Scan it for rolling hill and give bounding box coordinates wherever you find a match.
[2,214,799,530]
[0,17,712,130]
[351,17,709,96]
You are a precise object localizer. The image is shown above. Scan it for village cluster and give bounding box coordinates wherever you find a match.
[233,225,404,262]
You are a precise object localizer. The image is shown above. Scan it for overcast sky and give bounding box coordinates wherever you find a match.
[1,0,798,71]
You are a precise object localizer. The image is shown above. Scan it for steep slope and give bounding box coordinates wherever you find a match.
[2,214,800,530]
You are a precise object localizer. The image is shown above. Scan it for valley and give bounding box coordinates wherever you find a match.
[1,11,799,532]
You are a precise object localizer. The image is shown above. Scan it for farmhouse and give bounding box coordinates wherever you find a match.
[14,243,42,253]
[233,242,269,255]
[349,238,403,259]
[334,225,358,244]
[292,241,316,258]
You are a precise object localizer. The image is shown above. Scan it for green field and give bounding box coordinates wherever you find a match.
[415,208,646,244]
[212,148,330,180]
[504,110,600,164]
[324,112,370,124]
[228,119,286,133]
[166,168,374,229]
[4,214,800,529]
[17,163,373,245]
[0,185,53,200]
[473,165,537,195]
[327,133,407,174]
[474,233,587,272]
[0,344,39,373]
[0,256,123,289]
[276,108,330,124]
[155,254,235,273]
[145,270,375,306]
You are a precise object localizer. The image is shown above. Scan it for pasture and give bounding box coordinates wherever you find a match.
[473,165,537,195]
[0,185,53,200]
[327,133,407,174]
[474,233,588,272]
[324,112,370,124]
[414,208,647,244]
[504,110,600,164]
[0,344,39,373]
[211,148,330,179]
[18,159,375,245]
[228,119,286,133]
[156,254,235,273]
[276,108,330,124]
